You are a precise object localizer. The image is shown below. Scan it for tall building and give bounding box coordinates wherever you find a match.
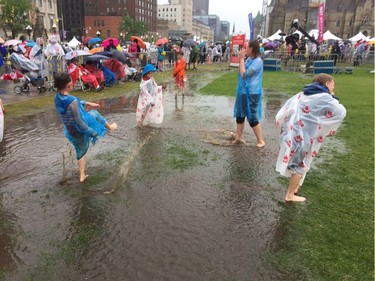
[192,0,208,16]
[193,15,220,41]
[157,0,193,34]
[83,0,157,38]
[57,0,84,40]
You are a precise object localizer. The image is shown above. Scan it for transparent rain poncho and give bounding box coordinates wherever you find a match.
[55,93,107,159]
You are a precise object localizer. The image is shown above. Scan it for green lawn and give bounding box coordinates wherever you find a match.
[201,65,374,281]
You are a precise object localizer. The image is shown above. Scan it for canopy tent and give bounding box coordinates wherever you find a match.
[267,29,283,41]
[68,37,81,48]
[308,29,319,39]
[323,30,342,41]
[349,32,368,43]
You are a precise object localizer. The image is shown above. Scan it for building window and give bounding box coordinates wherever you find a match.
[38,0,42,7]
[102,20,105,26]
[48,0,52,9]
[107,30,111,37]
[336,19,340,27]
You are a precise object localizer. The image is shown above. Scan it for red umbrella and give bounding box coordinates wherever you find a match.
[130,36,146,49]
[156,37,168,46]
[102,38,119,48]
[82,37,93,44]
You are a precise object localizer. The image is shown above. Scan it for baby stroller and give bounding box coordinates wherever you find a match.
[9,53,47,94]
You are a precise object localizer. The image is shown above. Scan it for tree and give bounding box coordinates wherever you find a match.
[119,15,148,41]
[0,0,32,39]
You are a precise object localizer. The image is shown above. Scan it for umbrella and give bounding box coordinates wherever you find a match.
[169,36,184,42]
[88,37,102,45]
[130,36,146,49]
[102,38,119,48]
[82,37,93,44]
[95,51,113,57]
[183,39,196,47]
[25,41,36,47]
[198,42,207,48]
[64,50,91,60]
[4,39,20,47]
[89,47,104,54]
[85,54,110,61]
[110,50,128,64]
[156,37,168,46]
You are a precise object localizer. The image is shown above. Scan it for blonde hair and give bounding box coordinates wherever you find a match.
[313,73,333,85]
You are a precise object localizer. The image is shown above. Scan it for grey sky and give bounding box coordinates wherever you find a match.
[157,0,264,38]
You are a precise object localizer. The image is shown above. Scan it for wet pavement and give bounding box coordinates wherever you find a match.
[0,72,292,280]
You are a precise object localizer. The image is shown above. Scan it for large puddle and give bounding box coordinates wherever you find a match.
[0,71,344,280]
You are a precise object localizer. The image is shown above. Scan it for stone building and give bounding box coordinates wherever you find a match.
[267,0,374,39]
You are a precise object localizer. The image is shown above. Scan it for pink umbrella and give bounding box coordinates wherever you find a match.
[4,39,20,47]
[156,37,168,46]
[102,38,119,48]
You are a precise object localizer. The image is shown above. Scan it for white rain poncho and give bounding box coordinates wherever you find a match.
[275,82,346,185]
[136,76,164,126]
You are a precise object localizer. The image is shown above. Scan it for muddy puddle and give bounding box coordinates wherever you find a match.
[0,71,345,281]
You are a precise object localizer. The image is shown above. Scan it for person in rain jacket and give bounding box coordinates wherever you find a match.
[275,73,346,202]
[30,37,48,78]
[54,73,117,182]
[172,51,186,97]
[136,64,165,128]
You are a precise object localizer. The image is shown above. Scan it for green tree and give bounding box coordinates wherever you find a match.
[0,0,32,39]
[119,15,148,41]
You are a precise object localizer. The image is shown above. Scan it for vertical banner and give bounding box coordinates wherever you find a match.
[248,13,254,41]
[317,3,325,43]
[230,33,246,67]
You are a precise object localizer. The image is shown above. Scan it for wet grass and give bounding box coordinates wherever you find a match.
[198,64,374,280]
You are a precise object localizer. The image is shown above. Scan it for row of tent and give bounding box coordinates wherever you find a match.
[267,29,374,43]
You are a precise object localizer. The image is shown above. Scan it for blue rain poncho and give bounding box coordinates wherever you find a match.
[55,93,107,159]
[233,56,263,122]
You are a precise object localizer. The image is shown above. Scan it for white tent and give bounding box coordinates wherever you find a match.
[349,32,368,43]
[323,30,342,41]
[308,29,319,39]
[267,29,283,41]
[68,37,81,49]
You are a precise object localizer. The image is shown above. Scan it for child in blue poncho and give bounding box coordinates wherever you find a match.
[54,73,118,182]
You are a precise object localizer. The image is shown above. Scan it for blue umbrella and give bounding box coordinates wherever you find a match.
[64,50,91,60]
[183,39,196,47]
[198,42,206,48]
[88,37,102,45]
[25,41,36,47]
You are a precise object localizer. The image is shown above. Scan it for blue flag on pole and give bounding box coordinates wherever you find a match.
[248,13,254,40]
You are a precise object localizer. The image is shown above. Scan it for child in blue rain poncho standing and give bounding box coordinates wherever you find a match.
[54,73,118,182]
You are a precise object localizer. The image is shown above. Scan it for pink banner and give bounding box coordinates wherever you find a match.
[318,3,325,43]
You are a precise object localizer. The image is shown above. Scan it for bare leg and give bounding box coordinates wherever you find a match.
[78,156,88,183]
[232,122,245,144]
[285,173,306,202]
[252,123,265,147]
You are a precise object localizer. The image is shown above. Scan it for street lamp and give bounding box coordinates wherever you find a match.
[52,23,57,34]
[120,32,123,43]
[26,25,33,39]
[96,30,101,37]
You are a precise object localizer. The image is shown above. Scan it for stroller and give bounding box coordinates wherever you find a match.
[9,53,47,94]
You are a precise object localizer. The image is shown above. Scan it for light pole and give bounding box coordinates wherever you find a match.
[26,25,33,39]
[96,30,101,38]
[52,23,57,34]
[120,32,123,44]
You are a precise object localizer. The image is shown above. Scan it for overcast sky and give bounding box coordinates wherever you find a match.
[157,0,264,39]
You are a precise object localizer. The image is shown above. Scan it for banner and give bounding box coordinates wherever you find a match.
[248,13,254,41]
[230,33,246,67]
[317,3,325,43]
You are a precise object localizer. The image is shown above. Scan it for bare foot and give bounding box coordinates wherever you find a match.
[108,122,118,132]
[256,141,266,148]
[137,121,143,128]
[232,138,245,145]
[80,175,88,183]
[285,195,306,202]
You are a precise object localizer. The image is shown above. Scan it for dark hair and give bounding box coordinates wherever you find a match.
[313,73,333,85]
[54,73,72,91]
[177,51,184,56]
[248,40,260,57]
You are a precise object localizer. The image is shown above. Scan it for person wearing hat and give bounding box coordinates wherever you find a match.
[68,58,102,91]
[136,64,165,127]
